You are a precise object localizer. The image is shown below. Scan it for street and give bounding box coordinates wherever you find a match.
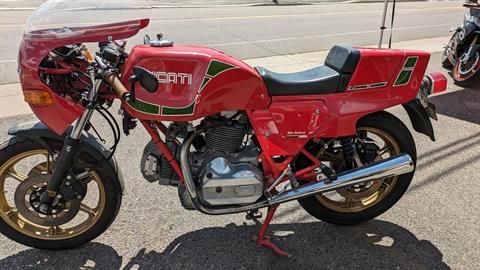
[0,1,464,84]
[1,0,480,269]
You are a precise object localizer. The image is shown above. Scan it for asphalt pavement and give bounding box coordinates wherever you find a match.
[0,0,424,9]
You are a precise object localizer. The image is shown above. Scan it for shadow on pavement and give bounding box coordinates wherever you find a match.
[0,220,451,269]
[430,83,480,125]
[0,242,122,270]
[124,220,450,269]
[0,220,450,269]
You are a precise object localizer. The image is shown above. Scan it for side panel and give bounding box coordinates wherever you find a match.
[253,49,430,159]
[250,101,330,155]
[121,45,270,121]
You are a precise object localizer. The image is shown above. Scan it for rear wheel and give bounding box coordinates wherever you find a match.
[298,112,416,225]
[0,137,121,249]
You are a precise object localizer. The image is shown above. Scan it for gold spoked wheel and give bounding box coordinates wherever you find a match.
[0,149,106,240]
[315,127,401,213]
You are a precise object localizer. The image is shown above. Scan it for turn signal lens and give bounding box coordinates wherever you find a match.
[82,50,93,62]
[23,90,53,107]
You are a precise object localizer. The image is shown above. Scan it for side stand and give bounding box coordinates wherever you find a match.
[252,205,291,258]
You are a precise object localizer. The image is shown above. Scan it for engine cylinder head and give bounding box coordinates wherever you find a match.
[205,123,246,153]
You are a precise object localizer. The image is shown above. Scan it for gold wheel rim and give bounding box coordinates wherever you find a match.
[0,149,106,240]
[316,127,401,213]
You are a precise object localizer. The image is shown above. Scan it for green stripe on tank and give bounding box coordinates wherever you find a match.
[162,101,195,116]
[128,98,160,115]
[207,60,234,77]
[199,77,211,92]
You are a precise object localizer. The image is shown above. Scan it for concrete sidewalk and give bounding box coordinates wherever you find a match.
[0,36,448,119]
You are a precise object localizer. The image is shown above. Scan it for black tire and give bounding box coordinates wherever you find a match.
[298,111,417,225]
[0,137,122,249]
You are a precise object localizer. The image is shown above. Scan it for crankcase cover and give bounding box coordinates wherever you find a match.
[200,157,263,206]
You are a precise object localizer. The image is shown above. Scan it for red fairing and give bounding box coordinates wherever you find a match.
[18,19,149,134]
[121,45,270,120]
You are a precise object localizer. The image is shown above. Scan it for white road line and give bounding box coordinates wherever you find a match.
[0,24,454,62]
[0,6,462,28]
[207,23,454,46]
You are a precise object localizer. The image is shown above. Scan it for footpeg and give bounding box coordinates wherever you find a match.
[315,164,337,182]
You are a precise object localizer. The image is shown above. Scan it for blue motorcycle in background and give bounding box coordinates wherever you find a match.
[442,0,480,86]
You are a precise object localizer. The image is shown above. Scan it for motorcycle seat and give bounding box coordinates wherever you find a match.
[256,45,360,96]
[255,65,341,96]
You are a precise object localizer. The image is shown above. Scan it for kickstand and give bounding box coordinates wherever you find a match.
[252,205,291,258]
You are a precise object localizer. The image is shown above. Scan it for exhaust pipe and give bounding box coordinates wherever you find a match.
[180,131,415,215]
[268,153,414,205]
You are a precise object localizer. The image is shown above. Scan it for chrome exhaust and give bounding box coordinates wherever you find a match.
[180,131,414,215]
[268,153,414,205]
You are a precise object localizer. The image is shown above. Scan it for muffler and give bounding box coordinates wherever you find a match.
[180,131,414,215]
[268,153,414,205]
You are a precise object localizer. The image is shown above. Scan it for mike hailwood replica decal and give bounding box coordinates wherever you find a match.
[127,60,237,116]
[394,56,418,87]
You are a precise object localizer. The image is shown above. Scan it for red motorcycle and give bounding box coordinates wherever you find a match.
[0,1,447,256]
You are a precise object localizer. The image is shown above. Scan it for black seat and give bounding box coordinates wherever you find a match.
[256,45,360,96]
[255,66,340,96]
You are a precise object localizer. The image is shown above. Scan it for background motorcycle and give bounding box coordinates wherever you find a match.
[0,0,447,256]
[442,0,480,86]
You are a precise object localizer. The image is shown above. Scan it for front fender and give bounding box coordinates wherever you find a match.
[7,121,125,194]
[402,100,435,141]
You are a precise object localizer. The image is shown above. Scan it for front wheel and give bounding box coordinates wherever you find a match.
[0,137,122,249]
[441,34,456,69]
[453,50,480,87]
[298,112,417,225]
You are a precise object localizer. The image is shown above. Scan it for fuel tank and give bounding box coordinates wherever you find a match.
[121,45,271,121]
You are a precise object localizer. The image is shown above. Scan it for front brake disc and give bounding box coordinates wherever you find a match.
[14,175,81,227]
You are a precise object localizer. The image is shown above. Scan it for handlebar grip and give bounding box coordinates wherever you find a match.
[105,73,130,101]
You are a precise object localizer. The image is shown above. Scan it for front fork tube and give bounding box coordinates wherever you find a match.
[462,35,479,63]
[41,108,95,203]
[41,77,100,203]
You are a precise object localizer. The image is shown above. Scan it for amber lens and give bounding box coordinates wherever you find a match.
[82,50,93,62]
[23,90,53,106]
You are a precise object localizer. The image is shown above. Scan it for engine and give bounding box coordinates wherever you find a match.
[140,112,264,209]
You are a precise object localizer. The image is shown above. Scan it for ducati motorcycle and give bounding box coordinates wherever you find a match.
[442,0,480,86]
[0,0,447,256]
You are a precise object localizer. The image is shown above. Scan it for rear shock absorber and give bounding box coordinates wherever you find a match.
[340,137,355,170]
